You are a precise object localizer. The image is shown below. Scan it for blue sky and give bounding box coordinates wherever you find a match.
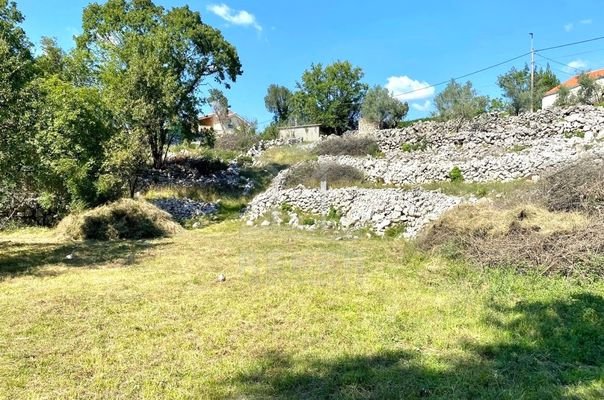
[14,0,604,128]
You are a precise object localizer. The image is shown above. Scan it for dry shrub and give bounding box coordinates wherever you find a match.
[419,202,604,276]
[215,132,259,152]
[313,136,381,157]
[56,199,182,241]
[285,161,365,188]
[542,156,604,215]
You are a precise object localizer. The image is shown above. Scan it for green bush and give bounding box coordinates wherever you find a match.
[285,162,365,188]
[326,206,342,222]
[313,136,382,157]
[56,199,182,240]
[384,224,406,238]
[448,166,464,183]
[401,139,428,153]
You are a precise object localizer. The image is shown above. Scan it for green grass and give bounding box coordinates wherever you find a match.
[0,222,603,398]
[256,145,317,167]
[420,179,534,198]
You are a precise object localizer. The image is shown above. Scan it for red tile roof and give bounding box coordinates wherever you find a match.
[545,68,604,96]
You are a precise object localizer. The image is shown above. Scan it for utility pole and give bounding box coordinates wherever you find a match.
[530,32,535,113]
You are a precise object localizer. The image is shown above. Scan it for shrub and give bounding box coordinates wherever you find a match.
[448,166,464,183]
[541,157,604,215]
[56,199,182,240]
[384,224,406,238]
[326,206,342,222]
[284,162,365,188]
[401,139,428,153]
[418,203,604,276]
[313,136,382,157]
[564,130,585,139]
[215,131,260,152]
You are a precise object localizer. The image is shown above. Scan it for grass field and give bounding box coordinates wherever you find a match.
[1,222,603,399]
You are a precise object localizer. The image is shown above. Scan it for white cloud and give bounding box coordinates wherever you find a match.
[566,59,588,73]
[564,23,574,32]
[580,19,593,25]
[385,76,435,101]
[207,4,262,31]
[411,100,433,112]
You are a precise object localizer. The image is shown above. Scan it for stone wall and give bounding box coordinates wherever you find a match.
[245,170,462,237]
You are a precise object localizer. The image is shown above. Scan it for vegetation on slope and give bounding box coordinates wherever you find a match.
[0,222,603,398]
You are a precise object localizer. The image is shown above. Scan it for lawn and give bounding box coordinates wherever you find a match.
[0,222,603,399]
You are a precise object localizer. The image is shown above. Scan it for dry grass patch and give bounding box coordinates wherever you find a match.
[419,201,603,276]
[284,161,365,188]
[313,135,382,157]
[56,199,182,241]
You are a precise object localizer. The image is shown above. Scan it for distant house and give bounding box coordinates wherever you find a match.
[199,111,249,135]
[542,68,604,109]
[278,124,328,142]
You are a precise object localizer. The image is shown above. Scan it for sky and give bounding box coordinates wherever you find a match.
[14,0,604,128]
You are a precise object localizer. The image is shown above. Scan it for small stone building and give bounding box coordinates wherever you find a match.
[278,124,326,142]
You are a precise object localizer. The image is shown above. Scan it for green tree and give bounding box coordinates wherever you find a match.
[264,84,292,123]
[36,36,66,77]
[361,85,409,129]
[33,76,115,210]
[434,80,488,122]
[554,85,574,107]
[291,61,368,134]
[208,88,230,132]
[577,72,602,105]
[76,0,242,168]
[0,0,37,206]
[497,65,560,114]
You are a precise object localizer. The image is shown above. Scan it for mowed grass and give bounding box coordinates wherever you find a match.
[0,223,603,399]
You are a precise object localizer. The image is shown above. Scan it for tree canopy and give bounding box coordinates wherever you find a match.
[76,0,242,168]
[434,80,488,122]
[264,84,292,124]
[290,61,368,134]
[361,86,409,129]
[497,65,560,115]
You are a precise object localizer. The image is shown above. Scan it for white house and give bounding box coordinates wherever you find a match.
[542,68,604,109]
[199,111,249,135]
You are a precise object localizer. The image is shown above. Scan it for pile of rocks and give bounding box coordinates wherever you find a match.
[246,137,303,158]
[360,105,604,154]
[245,170,461,237]
[321,136,602,184]
[142,161,254,195]
[150,198,218,221]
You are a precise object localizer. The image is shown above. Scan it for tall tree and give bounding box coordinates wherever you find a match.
[361,85,409,129]
[208,88,229,131]
[0,0,36,199]
[76,0,242,168]
[264,84,291,123]
[291,61,368,134]
[497,65,560,115]
[434,80,488,122]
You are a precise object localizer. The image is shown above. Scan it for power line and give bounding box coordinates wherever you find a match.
[390,52,530,100]
[535,53,583,73]
[535,35,604,52]
[389,34,604,100]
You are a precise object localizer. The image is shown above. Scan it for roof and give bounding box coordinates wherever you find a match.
[199,111,243,121]
[544,68,604,96]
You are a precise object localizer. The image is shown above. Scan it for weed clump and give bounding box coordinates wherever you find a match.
[56,199,182,241]
[541,157,604,215]
[285,162,365,188]
[314,136,382,157]
[448,166,464,183]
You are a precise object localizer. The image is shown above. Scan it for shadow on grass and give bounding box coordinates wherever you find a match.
[234,293,604,399]
[0,240,163,279]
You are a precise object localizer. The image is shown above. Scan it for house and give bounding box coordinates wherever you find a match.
[542,68,604,109]
[199,111,249,135]
[278,124,328,142]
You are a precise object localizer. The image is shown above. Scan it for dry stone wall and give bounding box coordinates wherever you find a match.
[245,170,462,237]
